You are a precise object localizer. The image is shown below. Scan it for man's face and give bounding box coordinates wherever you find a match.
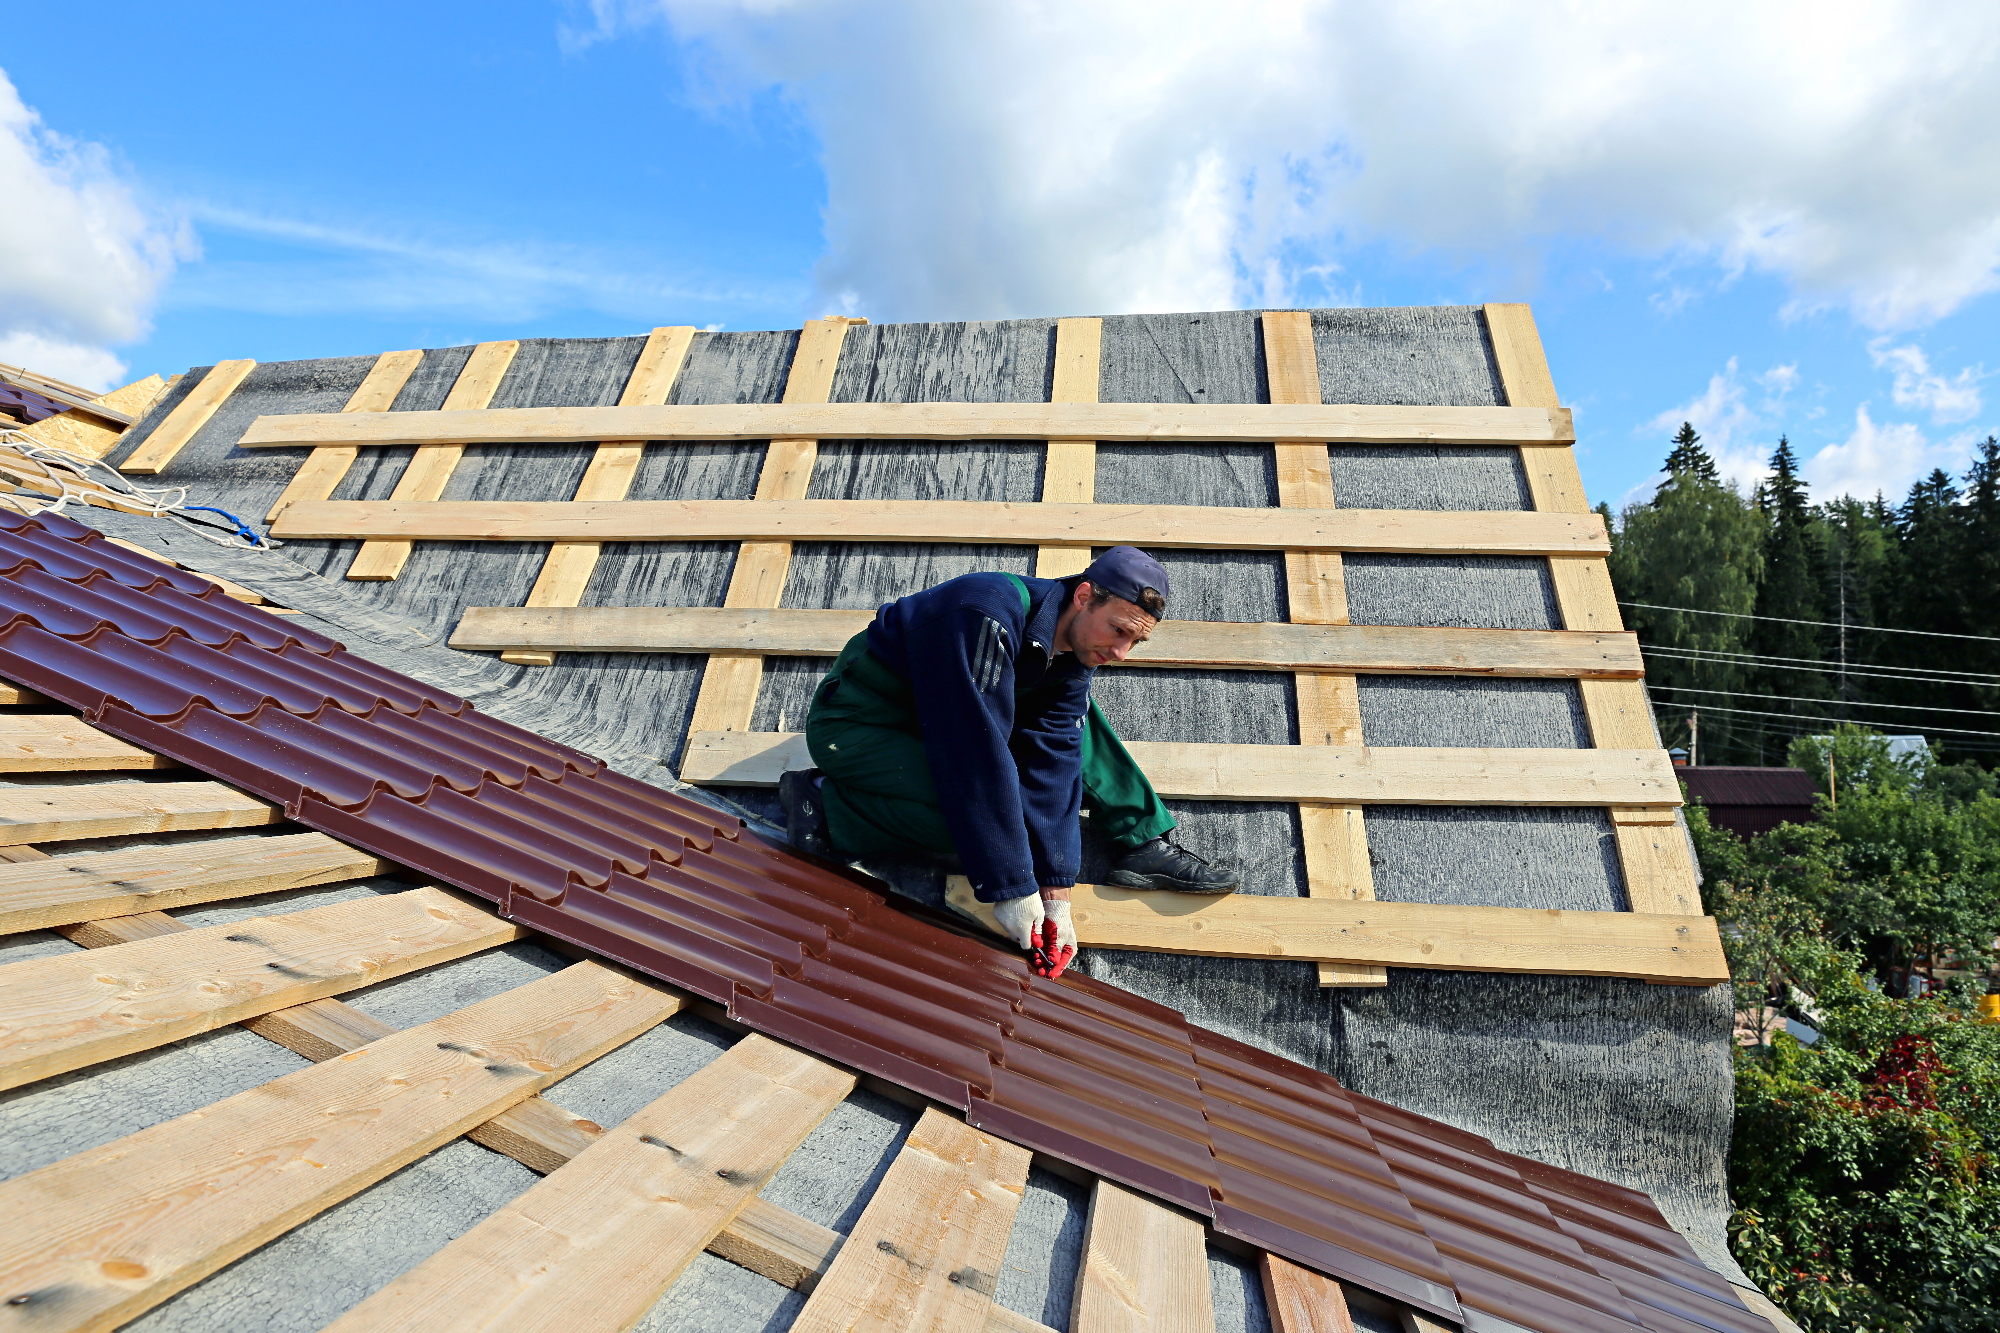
[1067,583,1157,667]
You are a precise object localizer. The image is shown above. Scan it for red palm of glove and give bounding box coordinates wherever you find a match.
[1032,918,1076,980]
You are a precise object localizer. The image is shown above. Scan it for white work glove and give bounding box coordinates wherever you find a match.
[993,892,1045,950]
[1043,898,1076,956]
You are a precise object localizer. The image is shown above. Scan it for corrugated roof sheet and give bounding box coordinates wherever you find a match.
[0,505,1765,1333]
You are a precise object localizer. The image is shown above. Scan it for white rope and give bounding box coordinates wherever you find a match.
[0,426,271,551]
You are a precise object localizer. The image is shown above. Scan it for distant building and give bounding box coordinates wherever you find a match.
[1680,766,1819,838]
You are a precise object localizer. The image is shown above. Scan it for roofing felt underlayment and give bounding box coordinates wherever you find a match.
[0,506,1762,1333]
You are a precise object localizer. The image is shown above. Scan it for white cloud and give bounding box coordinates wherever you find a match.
[1639,358,1804,493]
[171,202,801,326]
[1868,339,1984,423]
[577,0,2000,329]
[1800,405,1980,501]
[0,68,186,390]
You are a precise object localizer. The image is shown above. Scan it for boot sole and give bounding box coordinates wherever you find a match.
[1104,871,1239,895]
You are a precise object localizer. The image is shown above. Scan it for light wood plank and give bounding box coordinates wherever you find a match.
[323,1033,856,1333]
[348,340,518,581]
[0,886,521,1093]
[120,358,256,474]
[0,682,46,706]
[0,960,681,1333]
[274,498,1611,556]
[684,732,1682,806]
[0,780,276,846]
[1302,803,1385,988]
[1612,811,1703,916]
[710,1196,846,1295]
[448,605,1643,678]
[1260,1252,1358,1333]
[266,348,425,522]
[0,829,387,933]
[238,401,1577,449]
[0,715,173,773]
[685,319,857,737]
[1398,1311,1456,1333]
[1488,305,1697,921]
[1264,311,1384,989]
[792,1107,1033,1333]
[504,326,697,666]
[1036,316,1102,578]
[13,374,170,461]
[1070,1179,1213,1333]
[47,897,859,1300]
[944,879,1729,984]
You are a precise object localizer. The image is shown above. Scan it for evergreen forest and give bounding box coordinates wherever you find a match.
[1605,427,2000,766]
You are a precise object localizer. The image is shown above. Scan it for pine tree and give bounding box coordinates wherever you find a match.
[1749,438,1829,757]
[1886,469,1971,748]
[1611,463,1763,762]
[1663,422,1719,483]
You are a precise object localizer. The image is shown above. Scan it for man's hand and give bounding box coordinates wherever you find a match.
[993,892,1044,950]
[992,889,1079,979]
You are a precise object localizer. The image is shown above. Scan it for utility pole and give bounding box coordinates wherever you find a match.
[1837,543,1848,724]
[1689,709,1699,767]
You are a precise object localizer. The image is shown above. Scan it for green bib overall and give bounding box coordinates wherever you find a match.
[801,575,1175,862]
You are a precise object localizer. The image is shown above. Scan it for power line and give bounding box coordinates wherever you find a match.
[1619,600,2000,644]
[1643,643,2000,681]
[1640,647,2000,689]
[1647,683,2000,720]
[1647,702,2000,742]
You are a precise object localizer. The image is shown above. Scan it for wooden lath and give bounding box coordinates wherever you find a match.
[685,317,862,738]
[1264,310,1383,988]
[944,878,1729,985]
[501,325,697,666]
[348,339,519,580]
[683,732,1682,807]
[446,606,1644,678]
[236,399,1577,448]
[272,497,1610,553]
[1482,301,1699,918]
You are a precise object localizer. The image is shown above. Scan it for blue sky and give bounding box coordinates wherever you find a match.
[5,1,1997,512]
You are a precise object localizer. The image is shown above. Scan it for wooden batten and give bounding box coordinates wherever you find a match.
[945,878,1729,984]
[446,606,1643,678]
[503,325,697,666]
[1035,316,1102,578]
[684,317,859,745]
[1484,302,1695,919]
[274,498,1610,555]
[1263,310,1384,988]
[266,348,425,522]
[237,400,1578,450]
[120,359,257,475]
[683,732,1682,806]
[346,340,519,581]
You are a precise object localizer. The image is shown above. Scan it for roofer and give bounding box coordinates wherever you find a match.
[777,545,1239,979]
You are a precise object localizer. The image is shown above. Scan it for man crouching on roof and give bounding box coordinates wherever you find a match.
[777,546,1239,980]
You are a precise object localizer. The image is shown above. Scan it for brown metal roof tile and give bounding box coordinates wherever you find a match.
[0,506,1762,1333]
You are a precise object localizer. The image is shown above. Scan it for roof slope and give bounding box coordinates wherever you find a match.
[0,506,1762,1333]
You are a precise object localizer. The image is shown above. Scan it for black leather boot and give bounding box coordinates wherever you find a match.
[778,769,832,859]
[1107,835,1240,894]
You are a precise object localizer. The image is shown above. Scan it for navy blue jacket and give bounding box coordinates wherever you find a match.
[865,572,1092,903]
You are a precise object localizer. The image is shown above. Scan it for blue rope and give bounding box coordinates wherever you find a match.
[179,505,265,547]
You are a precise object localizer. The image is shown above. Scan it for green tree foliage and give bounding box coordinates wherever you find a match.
[1752,438,1832,722]
[1694,749,2000,1328]
[1665,420,1720,481]
[1611,428,1763,759]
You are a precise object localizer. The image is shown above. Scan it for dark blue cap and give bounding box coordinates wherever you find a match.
[1081,546,1169,619]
